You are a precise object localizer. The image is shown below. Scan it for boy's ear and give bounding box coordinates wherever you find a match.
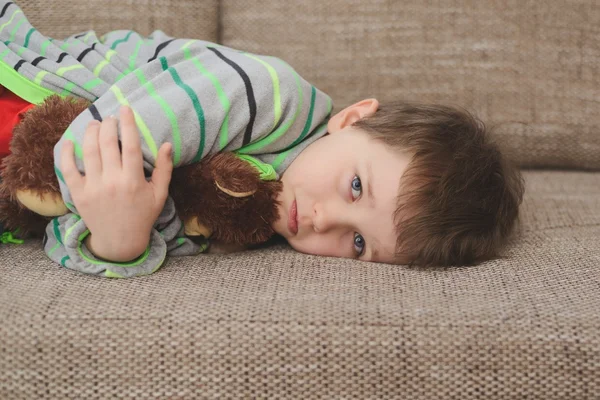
[327,98,379,134]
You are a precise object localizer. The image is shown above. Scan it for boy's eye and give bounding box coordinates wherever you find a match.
[351,175,362,200]
[351,176,365,257]
[354,232,366,257]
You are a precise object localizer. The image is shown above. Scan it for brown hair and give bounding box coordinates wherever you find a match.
[353,101,525,267]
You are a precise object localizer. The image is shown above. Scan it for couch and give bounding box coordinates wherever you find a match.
[1,0,599,398]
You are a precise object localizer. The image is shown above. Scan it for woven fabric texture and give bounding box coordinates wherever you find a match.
[17,0,219,42]
[1,171,600,399]
[222,0,600,170]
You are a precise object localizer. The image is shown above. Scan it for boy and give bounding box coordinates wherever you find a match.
[0,2,524,277]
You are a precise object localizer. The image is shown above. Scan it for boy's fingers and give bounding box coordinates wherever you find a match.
[151,143,173,202]
[99,115,122,176]
[82,120,102,180]
[60,140,84,195]
[120,106,144,180]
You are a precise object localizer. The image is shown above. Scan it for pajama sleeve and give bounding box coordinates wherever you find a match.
[43,196,207,278]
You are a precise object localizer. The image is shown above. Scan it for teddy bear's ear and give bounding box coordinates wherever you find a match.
[209,153,277,198]
[206,153,260,197]
[214,180,256,198]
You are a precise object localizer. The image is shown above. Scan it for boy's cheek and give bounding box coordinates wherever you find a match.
[270,209,287,236]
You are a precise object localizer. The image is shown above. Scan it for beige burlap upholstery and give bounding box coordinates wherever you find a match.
[1,170,599,399]
[1,1,599,399]
[222,0,600,170]
[18,0,219,42]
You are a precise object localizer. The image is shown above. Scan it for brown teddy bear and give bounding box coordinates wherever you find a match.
[0,93,282,249]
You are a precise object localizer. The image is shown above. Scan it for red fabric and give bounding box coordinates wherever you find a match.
[0,86,35,159]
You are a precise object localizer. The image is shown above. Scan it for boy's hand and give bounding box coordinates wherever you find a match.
[60,106,173,262]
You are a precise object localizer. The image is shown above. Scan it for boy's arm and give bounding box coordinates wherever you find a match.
[43,106,206,278]
[59,107,171,258]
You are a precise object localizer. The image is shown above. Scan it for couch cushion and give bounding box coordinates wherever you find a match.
[221,0,600,170]
[18,0,219,42]
[1,170,599,399]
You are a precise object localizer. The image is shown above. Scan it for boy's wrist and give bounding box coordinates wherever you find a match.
[84,233,149,262]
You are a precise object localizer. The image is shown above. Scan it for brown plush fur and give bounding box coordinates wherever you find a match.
[0,95,282,247]
[0,95,91,237]
[170,152,282,246]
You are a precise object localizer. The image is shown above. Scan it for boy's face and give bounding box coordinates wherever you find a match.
[271,99,412,264]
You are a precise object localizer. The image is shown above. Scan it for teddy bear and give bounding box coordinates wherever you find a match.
[0,91,282,249]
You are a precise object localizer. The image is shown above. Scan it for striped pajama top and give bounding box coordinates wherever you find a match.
[0,1,333,278]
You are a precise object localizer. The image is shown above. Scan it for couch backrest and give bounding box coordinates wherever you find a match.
[18,0,219,42]
[16,0,600,170]
[221,0,600,171]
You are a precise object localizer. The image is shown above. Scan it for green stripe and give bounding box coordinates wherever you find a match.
[23,27,35,48]
[93,60,109,77]
[92,49,117,77]
[63,215,82,243]
[40,39,51,56]
[33,70,48,86]
[60,81,77,96]
[160,56,206,162]
[60,40,72,51]
[53,217,62,244]
[237,60,303,153]
[105,49,117,61]
[83,78,104,91]
[270,86,318,170]
[271,121,328,171]
[54,165,65,184]
[81,31,93,44]
[60,255,70,267]
[110,30,133,50]
[105,270,124,278]
[48,242,61,257]
[62,127,83,159]
[288,85,317,148]
[236,154,276,180]
[243,53,281,131]
[110,85,158,159]
[133,68,182,165]
[7,18,25,42]
[56,64,85,76]
[0,9,22,35]
[127,38,144,72]
[182,45,230,151]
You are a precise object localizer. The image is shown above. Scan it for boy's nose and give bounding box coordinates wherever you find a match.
[312,201,350,233]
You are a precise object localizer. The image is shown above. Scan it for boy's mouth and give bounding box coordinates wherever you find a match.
[288,199,298,235]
